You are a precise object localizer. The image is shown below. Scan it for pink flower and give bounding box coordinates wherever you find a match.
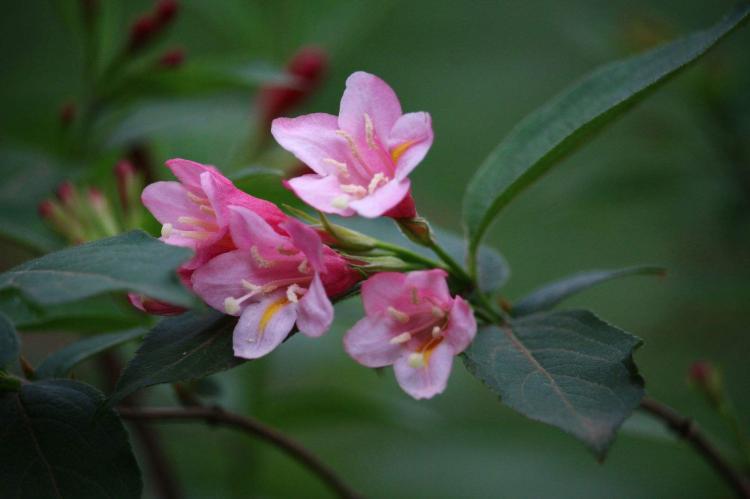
[192,206,358,359]
[344,269,476,399]
[142,158,286,277]
[271,71,433,218]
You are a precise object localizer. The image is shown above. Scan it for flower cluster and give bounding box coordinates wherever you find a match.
[139,72,476,399]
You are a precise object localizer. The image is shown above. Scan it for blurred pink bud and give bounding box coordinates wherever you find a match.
[158,48,185,68]
[688,361,714,385]
[56,181,76,205]
[258,45,328,126]
[59,101,76,127]
[128,15,157,52]
[155,0,179,27]
[38,200,56,219]
[87,187,105,207]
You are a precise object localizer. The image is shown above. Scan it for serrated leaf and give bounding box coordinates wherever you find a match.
[0,313,19,368]
[36,328,146,379]
[463,5,750,269]
[0,379,142,498]
[109,310,240,406]
[512,265,665,316]
[463,310,644,456]
[0,230,194,307]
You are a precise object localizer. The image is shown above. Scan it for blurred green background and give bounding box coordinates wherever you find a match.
[1,0,749,497]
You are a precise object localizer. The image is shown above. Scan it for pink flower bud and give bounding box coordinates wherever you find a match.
[56,181,76,205]
[38,200,56,219]
[688,361,714,384]
[158,48,185,68]
[155,0,179,27]
[128,14,157,52]
[59,101,76,127]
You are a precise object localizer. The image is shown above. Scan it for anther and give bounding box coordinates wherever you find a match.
[199,205,216,215]
[242,279,261,292]
[390,332,412,345]
[286,284,304,303]
[387,306,410,324]
[340,184,367,197]
[224,297,241,315]
[431,306,446,319]
[161,223,173,238]
[331,195,349,210]
[187,192,209,205]
[432,326,442,338]
[367,173,388,194]
[364,113,377,149]
[323,158,350,177]
[251,245,274,268]
[410,287,420,305]
[407,352,425,369]
[178,216,217,229]
[297,259,310,274]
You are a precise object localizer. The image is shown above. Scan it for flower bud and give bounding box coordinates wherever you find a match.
[688,360,723,407]
[56,181,77,206]
[155,0,179,27]
[59,101,76,127]
[128,15,157,52]
[128,293,186,316]
[317,212,376,251]
[158,47,185,69]
[87,187,120,236]
[115,160,145,228]
[396,215,434,247]
[349,255,416,274]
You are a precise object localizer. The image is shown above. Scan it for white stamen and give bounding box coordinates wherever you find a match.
[407,352,425,369]
[286,284,304,303]
[178,216,217,229]
[336,129,373,177]
[364,113,377,149]
[199,205,216,215]
[242,279,261,292]
[323,158,350,177]
[251,245,274,268]
[340,184,367,197]
[297,259,310,274]
[224,297,240,315]
[276,245,298,256]
[187,192,209,205]
[390,332,412,345]
[387,306,410,324]
[331,195,349,210]
[432,326,442,338]
[431,306,446,319]
[161,223,173,238]
[367,172,388,194]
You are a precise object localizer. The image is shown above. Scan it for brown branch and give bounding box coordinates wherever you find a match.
[117,405,363,499]
[640,396,750,498]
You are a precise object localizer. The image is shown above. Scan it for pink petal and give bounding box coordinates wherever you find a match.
[348,178,411,218]
[228,205,288,250]
[339,72,402,141]
[281,218,324,272]
[404,269,451,303]
[286,174,354,216]
[387,112,433,180]
[271,113,354,176]
[166,158,223,192]
[233,293,297,359]
[393,342,454,400]
[343,316,403,368]
[141,181,202,224]
[128,293,185,316]
[190,250,251,313]
[442,296,477,354]
[359,272,407,316]
[295,273,333,337]
[200,172,285,229]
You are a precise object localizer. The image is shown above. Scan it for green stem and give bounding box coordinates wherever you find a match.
[373,240,445,270]
[426,239,472,285]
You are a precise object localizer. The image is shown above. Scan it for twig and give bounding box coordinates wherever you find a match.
[117,406,363,499]
[640,396,750,498]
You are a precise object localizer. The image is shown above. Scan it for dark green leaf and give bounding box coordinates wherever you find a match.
[0,313,19,368]
[36,328,146,379]
[0,290,148,333]
[463,310,644,456]
[0,230,194,307]
[463,5,750,267]
[512,265,665,316]
[0,379,142,498]
[109,309,240,406]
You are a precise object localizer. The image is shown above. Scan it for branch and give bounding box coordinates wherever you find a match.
[117,406,362,499]
[640,396,750,498]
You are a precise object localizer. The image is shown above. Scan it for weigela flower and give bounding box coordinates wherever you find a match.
[192,206,358,359]
[344,269,476,399]
[272,71,433,218]
[142,158,286,277]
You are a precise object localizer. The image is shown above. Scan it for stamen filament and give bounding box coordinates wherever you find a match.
[390,332,412,345]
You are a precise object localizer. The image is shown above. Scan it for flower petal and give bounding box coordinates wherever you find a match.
[141,181,202,224]
[271,113,355,176]
[190,250,251,313]
[343,316,403,368]
[295,273,333,337]
[228,205,289,250]
[393,342,454,399]
[281,218,324,272]
[166,158,223,192]
[233,294,296,359]
[359,272,408,316]
[348,178,411,218]
[404,269,451,303]
[388,112,433,180]
[286,174,354,216]
[339,72,402,141]
[442,296,477,354]
[200,172,285,228]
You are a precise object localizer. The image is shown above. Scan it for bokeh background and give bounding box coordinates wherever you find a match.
[2,0,749,497]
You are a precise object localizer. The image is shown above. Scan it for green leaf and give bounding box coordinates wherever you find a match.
[512,265,665,316]
[0,230,194,307]
[36,328,146,379]
[0,313,19,368]
[463,4,750,271]
[109,310,240,406]
[0,379,142,498]
[230,167,302,208]
[0,291,148,333]
[462,310,644,457]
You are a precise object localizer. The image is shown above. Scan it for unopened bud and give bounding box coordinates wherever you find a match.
[128,293,186,316]
[688,360,723,407]
[87,188,119,236]
[158,48,185,68]
[396,216,434,247]
[128,15,157,52]
[56,181,77,206]
[155,0,179,27]
[317,212,376,251]
[351,255,414,274]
